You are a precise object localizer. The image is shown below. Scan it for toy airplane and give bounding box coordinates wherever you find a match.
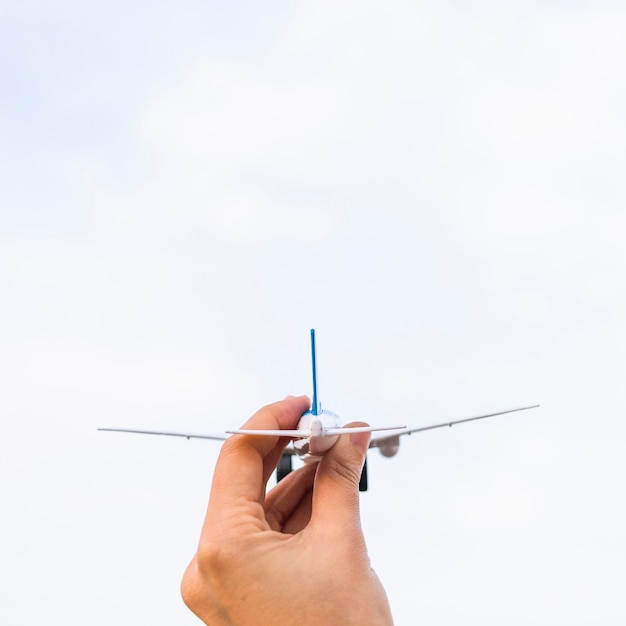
[99,329,539,491]
[225,329,405,456]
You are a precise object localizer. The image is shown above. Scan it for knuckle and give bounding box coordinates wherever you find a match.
[182,543,238,610]
[180,558,207,610]
[196,539,231,573]
[325,455,361,486]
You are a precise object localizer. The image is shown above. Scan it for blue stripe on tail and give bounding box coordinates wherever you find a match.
[310,329,320,415]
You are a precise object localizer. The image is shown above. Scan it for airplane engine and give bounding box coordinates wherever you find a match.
[377,435,400,458]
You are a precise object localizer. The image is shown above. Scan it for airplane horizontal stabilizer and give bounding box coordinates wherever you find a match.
[226,429,308,437]
[323,425,406,435]
[226,425,406,437]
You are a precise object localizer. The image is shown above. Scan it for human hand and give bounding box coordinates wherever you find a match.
[181,395,393,625]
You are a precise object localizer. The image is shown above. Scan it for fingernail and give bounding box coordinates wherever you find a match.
[350,431,370,455]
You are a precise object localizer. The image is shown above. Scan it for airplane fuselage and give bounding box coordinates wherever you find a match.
[292,409,342,459]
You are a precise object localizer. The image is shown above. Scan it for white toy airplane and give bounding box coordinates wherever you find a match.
[99,329,539,490]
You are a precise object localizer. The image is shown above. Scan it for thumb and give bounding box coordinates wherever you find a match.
[310,423,370,531]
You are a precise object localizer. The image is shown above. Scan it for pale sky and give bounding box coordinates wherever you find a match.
[1,1,625,624]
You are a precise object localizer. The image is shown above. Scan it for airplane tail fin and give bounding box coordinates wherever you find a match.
[310,328,321,415]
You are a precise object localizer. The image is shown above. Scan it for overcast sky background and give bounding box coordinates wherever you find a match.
[1,1,625,624]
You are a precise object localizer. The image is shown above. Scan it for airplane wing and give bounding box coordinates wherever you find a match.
[97,428,228,441]
[369,404,539,447]
[98,427,304,456]
[99,404,538,449]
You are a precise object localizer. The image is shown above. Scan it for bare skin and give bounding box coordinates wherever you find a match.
[181,395,393,625]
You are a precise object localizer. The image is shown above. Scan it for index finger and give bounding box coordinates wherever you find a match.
[207,395,310,512]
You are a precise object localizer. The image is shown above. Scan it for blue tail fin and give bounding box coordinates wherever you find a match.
[310,329,321,415]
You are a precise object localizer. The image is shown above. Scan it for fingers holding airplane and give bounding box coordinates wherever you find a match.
[264,462,317,534]
[264,424,372,536]
[208,395,310,512]
[183,409,394,626]
[310,423,371,535]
